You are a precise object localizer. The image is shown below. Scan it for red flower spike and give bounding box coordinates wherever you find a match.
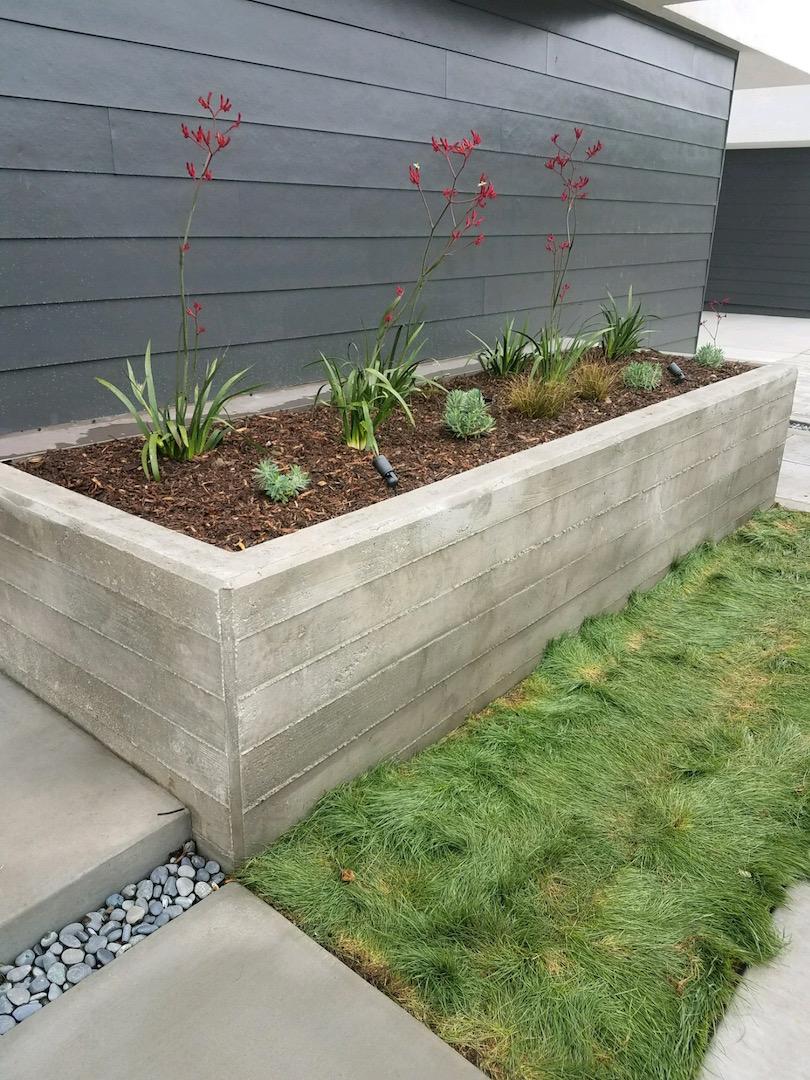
[396,285,404,297]
[203,169,212,181]
[186,162,196,179]
[551,133,559,144]
[181,123,190,139]
[385,313,392,323]
[198,326,205,334]
[193,301,202,312]
[586,140,602,159]
[442,188,454,199]
[561,190,568,201]
[186,307,194,317]
[451,229,461,241]
[431,136,440,152]
[574,127,583,140]
[181,243,190,253]
[474,234,484,245]
[544,159,555,171]
[409,164,421,186]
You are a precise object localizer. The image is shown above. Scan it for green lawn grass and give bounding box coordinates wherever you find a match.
[239,509,810,1080]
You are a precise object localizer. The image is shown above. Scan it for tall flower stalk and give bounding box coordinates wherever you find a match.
[318,130,497,451]
[97,94,260,480]
[543,128,602,335]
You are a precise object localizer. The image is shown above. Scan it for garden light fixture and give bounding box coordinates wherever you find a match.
[667,362,686,383]
[372,454,398,493]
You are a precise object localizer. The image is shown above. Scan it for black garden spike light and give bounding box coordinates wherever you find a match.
[667,361,686,384]
[372,454,398,494]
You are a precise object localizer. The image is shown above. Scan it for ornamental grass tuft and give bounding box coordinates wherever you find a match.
[240,509,810,1080]
[509,376,576,419]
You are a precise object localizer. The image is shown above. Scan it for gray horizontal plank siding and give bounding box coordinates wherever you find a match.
[0,0,734,433]
[706,148,810,317]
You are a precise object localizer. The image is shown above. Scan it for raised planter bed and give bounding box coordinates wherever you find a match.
[0,363,796,867]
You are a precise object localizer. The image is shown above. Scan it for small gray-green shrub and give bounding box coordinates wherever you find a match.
[253,460,310,503]
[695,343,725,368]
[443,388,495,439]
[622,361,662,391]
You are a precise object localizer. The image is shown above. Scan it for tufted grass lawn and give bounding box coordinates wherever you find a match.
[239,508,810,1080]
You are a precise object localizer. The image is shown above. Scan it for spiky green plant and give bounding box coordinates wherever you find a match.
[252,460,309,504]
[443,388,495,439]
[471,317,533,377]
[599,286,658,360]
[240,509,810,1080]
[622,360,662,390]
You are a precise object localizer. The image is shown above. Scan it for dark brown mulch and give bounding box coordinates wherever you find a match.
[14,351,748,551]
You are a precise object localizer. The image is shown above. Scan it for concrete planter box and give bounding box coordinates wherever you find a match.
[0,364,796,867]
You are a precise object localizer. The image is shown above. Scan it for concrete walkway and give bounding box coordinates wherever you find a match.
[0,884,483,1079]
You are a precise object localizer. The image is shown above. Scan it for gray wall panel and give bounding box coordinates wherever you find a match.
[0,0,735,433]
[705,148,810,317]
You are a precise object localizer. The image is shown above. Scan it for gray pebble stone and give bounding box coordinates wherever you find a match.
[166,862,179,876]
[163,877,178,898]
[59,933,82,949]
[0,982,9,996]
[97,949,114,966]
[39,951,58,971]
[14,950,35,968]
[106,893,125,908]
[211,873,226,887]
[176,877,194,897]
[109,908,126,922]
[0,1015,17,1035]
[126,905,146,925]
[174,896,194,910]
[136,881,153,901]
[0,996,12,1015]
[122,900,134,911]
[48,985,63,1001]
[149,900,163,917]
[177,865,196,879]
[84,913,103,933]
[13,1001,42,1021]
[195,870,210,882]
[75,929,89,944]
[190,854,205,869]
[60,922,85,938]
[205,860,221,875]
[61,948,84,966]
[31,992,47,1002]
[40,931,58,949]
[165,905,184,919]
[46,963,66,985]
[50,942,63,955]
[153,912,170,928]
[107,942,121,954]
[0,966,11,976]
[29,974,49,994]
[33,944,44,957]
[194,881,213,900]
[180,856,193,867]
[66,963,91,985]
[135,923,157,936]
[85,936,105,955]
[152,865,169,885]
[102,926,122,942]
[121,925,132,944]
[118,943,132,954]
[7,966,32,984]
[84,955,97,969]
[121,884,137,899]
[7,987,30,1007]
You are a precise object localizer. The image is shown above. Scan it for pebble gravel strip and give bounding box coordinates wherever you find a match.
[0,840,223,1036]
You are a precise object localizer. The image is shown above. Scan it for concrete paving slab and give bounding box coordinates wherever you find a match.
[776,457,810,511]
[0,883,484,1078]
[700,884,810,1080]
[0,673,189,959]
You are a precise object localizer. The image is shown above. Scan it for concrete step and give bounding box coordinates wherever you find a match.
[0,883,483,1078]
[0,672,190,960]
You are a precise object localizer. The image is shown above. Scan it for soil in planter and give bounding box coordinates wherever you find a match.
[14,352,748,551]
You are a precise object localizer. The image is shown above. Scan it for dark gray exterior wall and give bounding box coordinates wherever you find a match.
[0,0,736,434]
[706,148,810,317]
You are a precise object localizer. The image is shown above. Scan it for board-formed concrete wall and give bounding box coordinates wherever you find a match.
[0,364,795,865]
[0,0,736,434]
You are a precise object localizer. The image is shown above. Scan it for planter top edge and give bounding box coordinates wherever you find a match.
[0,362,795,581]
